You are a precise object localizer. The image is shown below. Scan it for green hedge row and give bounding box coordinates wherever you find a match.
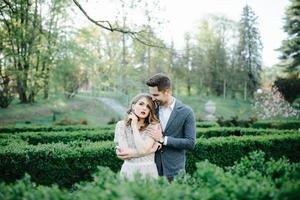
[1,151,300,200]
[0,141,122,187]
[196,127,295,138]
[1,126,296,146]
[196,121,219,128]
[1,132,299,187]
[0,130,114,145]
[252,120,300,130]
[0,124,115,134]
[187,133,300,173]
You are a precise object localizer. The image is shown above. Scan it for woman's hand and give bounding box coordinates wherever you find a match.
[116,147,133,160]
[128,112,138,126]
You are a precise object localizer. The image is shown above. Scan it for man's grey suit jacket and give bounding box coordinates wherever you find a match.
[155,99,196,177]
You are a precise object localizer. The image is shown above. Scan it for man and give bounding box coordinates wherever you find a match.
[146,73,196,181]
[117,73,196,181]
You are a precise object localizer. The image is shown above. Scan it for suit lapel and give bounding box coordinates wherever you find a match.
[164,100,181,133]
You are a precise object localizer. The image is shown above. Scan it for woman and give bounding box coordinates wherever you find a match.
[114,93,162,180]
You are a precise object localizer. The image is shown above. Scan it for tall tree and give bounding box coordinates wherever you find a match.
[182,33,193,96]
[40,0,69,99]
[279,0,300,77]
[0,0,69,103]
[193,16,232,96]
[236,5,263,98]
[0,0,42,103]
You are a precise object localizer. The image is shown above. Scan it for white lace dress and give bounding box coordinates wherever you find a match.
[114,120,158,180]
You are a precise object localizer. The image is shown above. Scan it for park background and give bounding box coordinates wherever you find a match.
[0,0,300,199]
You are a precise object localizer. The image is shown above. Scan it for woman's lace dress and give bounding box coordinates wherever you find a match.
[114,120,158,180]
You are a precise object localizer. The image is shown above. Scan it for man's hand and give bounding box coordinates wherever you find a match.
[149,142,162,153]
[147,124,163,142]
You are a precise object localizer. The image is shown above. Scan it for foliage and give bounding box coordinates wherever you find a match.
[236,5,263,97]
[253,87,299,119]
[274,77,300,103]
[252,120,300,130]
[0,0,70,103]
[216,115,257,127]
[1,126,300,187]
[1,151,300,200]
[191,15,238,97]
[279,0,300,77]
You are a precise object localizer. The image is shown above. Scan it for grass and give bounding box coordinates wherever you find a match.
[178,95,254,120]
[0,94,120,126]
[0,92,254,126]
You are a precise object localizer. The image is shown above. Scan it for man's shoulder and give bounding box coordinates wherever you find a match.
[175,99,194,113]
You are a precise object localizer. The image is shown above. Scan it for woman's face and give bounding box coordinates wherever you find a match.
[132,97,151,119]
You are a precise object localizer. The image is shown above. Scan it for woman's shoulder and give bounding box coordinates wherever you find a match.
[116,120,126,127]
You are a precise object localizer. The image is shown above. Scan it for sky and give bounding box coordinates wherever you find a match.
[76,0,290,67]
[159,0,289,67]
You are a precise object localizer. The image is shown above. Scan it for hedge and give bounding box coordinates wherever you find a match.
[0,130,115,145]
[186,133,300,173]
[0,124,115,134]
[252,120,300,130]
[0,141,122,187]
[196,121,219,128]
[1,132,300,187]
[196,127,295,138]
[1,127,296,146]
[1,151,300,200]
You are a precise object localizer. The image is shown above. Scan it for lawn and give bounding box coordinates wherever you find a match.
[0,92,254,126]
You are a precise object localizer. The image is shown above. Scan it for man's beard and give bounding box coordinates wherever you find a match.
[155,100,166,106]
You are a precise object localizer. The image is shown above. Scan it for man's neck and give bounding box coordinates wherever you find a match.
[162,96,173,107]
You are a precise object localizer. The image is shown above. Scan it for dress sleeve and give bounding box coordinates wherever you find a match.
[131,123,159,154]
[114,121,125,145]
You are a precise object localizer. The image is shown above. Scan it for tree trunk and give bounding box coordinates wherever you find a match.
[223,79,226,99]
[244,81,247,101]
[187,77,191,96]
[43,66,50,99]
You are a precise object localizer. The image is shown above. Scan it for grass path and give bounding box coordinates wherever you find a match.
[0,95,124,125]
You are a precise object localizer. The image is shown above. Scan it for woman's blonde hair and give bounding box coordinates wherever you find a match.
[125,93,159,127]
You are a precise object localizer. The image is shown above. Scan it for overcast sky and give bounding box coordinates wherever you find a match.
[77,0,290,67]
[159,0,289,67]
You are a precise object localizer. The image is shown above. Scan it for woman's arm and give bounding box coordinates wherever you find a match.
[115,120,153,159]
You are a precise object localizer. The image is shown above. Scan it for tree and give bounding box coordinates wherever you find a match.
[236,5,263,98]
[40,0,70,99]
[182,33,193,96]
[0,0,69,104]
[193,16,234,96]
[279,0,300,77]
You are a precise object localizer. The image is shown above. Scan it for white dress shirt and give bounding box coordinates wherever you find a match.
[159,97,176,145]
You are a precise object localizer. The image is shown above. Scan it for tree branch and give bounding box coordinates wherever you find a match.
[72,0,166,49]
[2,0,14,12]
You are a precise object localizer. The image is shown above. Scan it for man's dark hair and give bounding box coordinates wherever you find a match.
[146,73,171,91]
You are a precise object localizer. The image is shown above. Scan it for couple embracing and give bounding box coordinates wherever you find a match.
[114,73,196,181]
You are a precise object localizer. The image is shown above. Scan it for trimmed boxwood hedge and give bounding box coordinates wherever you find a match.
[0,130,114,145]
[196,127,295,138]
[252,120,300,130]
[0,141,122,187]
[186,133,300,173]
[0,127,295,147]
[1,132,300,187]
[0,124,115,134]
